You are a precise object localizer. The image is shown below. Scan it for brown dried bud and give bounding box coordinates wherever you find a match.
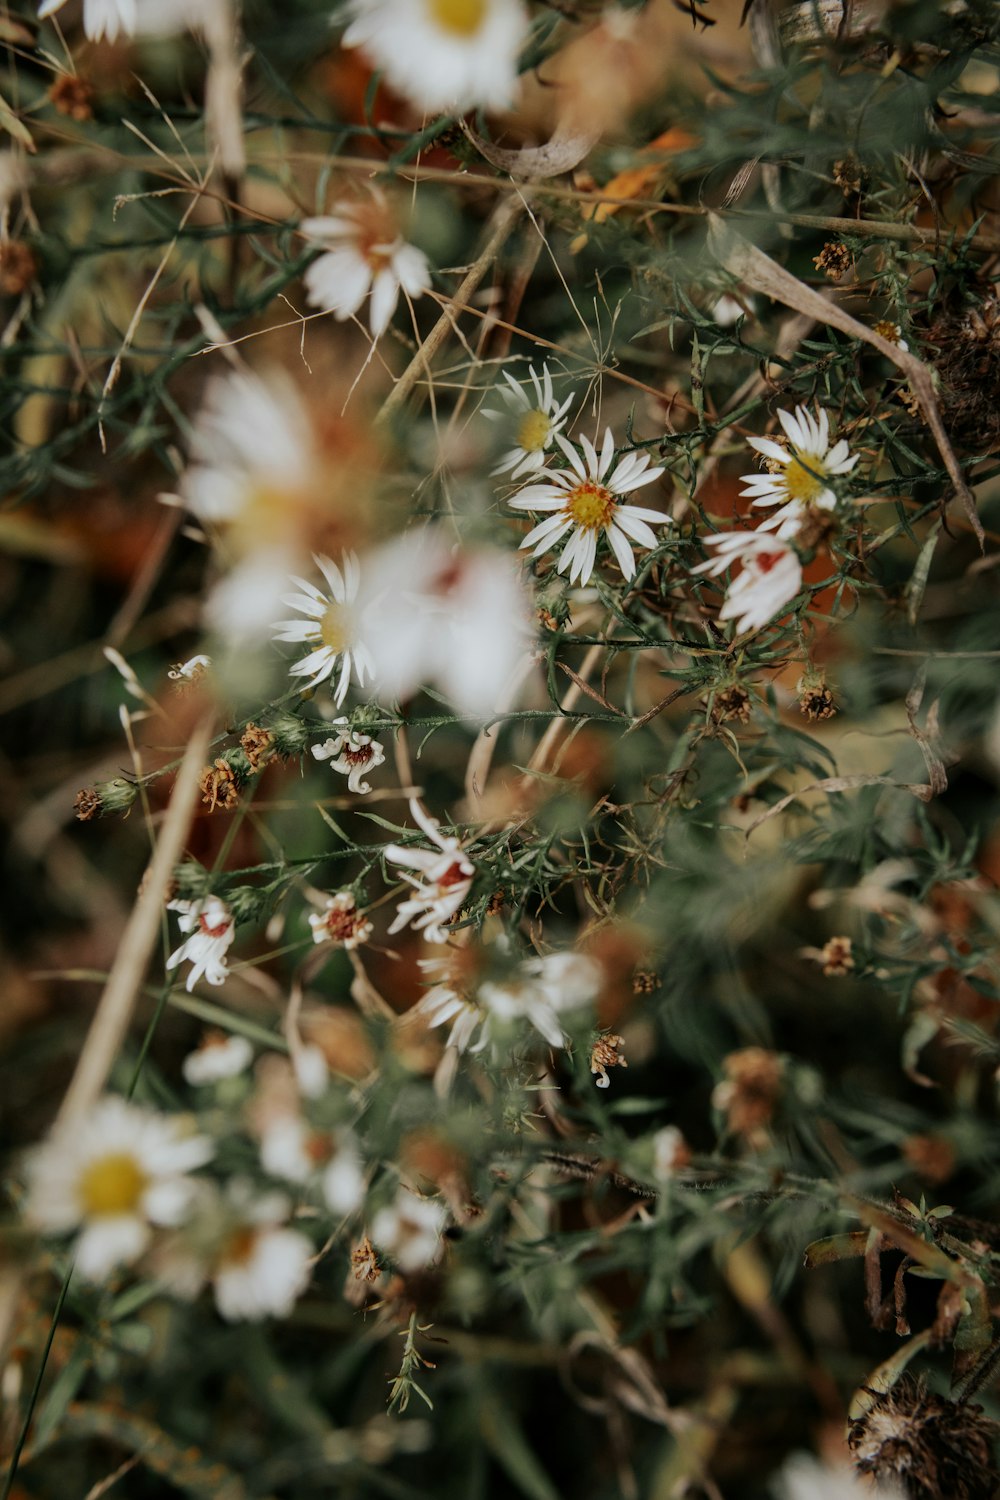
[833,155,864,197]
[351,1235,381,1282]
[240,722,275,770]
[485,889,506,916]
[901,1133,956,1186]
[800,681,837,721]
[73,787,101,822]
[199,758,240,812]
[820,935,854,977]
[49,73,95,121]
[814,240,852,281]
[713,1047,784,1140]
[713,684,751,724]
[848,1376,1000,1500]
[538,607,560,632]
[590,1033,627,1089]
[632,968,660,995]
[0,240,38,297]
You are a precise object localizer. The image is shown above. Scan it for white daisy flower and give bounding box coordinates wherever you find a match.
[260,1117,367,1217]
[385,799,474,944]
[484,364,574,480]
[872,318,909,352]
[694,530,803,636]
[301,198,431,339]
[272,552,374,706]
[308,890,374,950]
[370,1187,447,1274]
[357,528,532,719]
[740,405,858,537]
[311,718,386,794]
[182,1031,253,1086]
[24,1096,212,1281]
[415,955,489,1054]
[38,0,218,39]
[509,428,669,585]
[166,895,235,993]
[479,951,600,1049]
[342,0,528,116]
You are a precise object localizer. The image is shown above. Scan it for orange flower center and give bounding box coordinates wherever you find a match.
[79,1153,147,1217]
[783,455,825,504]
[221,1226,259,1267]
[199,912,230,939]
[517,410,552,453]
[428,0,487,35]
[438,860,470,890]
[564,481,615,532]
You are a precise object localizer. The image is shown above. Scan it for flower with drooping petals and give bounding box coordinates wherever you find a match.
[385,799,474,944]
[342,0,528,116]
[301,197,430,338]
[272,553,374,706]
[370,1187,447,1274]
[694,530,803,636]
[311,719,385,794]
[484,364,574,480]
[166,895,235,992]
[510,428,668,585]
[415,954,489,1054]
[24,1096,212,1281]
[740,405,858,538]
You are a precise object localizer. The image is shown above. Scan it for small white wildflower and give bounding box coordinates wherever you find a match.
[166,895,235,993]
[484,364,574,480]
[509,427,669,585]
[873,319,909,352]
[292,1043,330,1100]
[168,654,212,685]
[38,0,218,39]
[480,951,600,1049]
[415,955,489,1054]
[774,1454,901,1500]
[385,799,474,944]
[260,1117,366,1216]
[272,552,374,706]
[694,530,803,636]
[652,1125,689,1183]
[311,718,386,794]
[370,1187,447,1274]
[302,195,431,338]
[308,890,374,950]
[182,1032,253,1086]
[342,0,528,116]
[24,1096,212,1281]
[740,405,858,537]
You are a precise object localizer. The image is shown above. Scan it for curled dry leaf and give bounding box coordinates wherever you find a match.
[461,120,601,180]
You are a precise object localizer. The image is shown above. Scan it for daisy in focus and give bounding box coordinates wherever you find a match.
[166,895,236,992]
[694,530,803,636]
[510,428,668,585]
[301,196,430,339]
[272,553,374,705]
[484,364,574,480]
[311,718,386,794]
[342,0,528,116]
[24,1096,212,1281]
[385,799,475,944]
[741,405,858,537]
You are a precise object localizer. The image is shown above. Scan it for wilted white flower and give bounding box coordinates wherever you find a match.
[480,951,600,1048]
[415,955,489,1054]
[510,428,668,585]
[774,1455,898,1499]
[484,364,574,480]
[342,0,528,116]
[311,718,385,794]
[385,800,475,944]
[357,528,532,719]
[182,1032,253,1086]
[308,890,374,950]
[370,1187,447,1274]
[166,895,235,992]
[740,405,858,537]
[302,198,430,338]
[24,1096,212,1281]
[872,319,909,352]
[272,553,374,705]
[168,654,211,685]
[694,530,803,635]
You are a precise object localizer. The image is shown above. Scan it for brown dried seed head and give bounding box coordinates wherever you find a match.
[848,1376,1000,1500]
[590,1033,627,1088]
[240,722,275,770]
[74,787,102,822]
[351,1235,381,1282]
[713,1047,784,1138]
[199,759,240,811]
[814,241,852,281]
[800,682,837,721]
[833,155,864,196]
[49,73,95,121]
[632,968,660,995]
[820,935,854,977]
[713,684,751,724]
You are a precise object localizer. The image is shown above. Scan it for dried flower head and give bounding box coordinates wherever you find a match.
[240,723,275,771]
[168,654,212,690]
[74,787,102,822]
[0,240,37,297]
[873,319,909,351]
[819,935,854,977]
[833,155,865,196]
[590,1033,628,1088]
[199,758,240,812]
[814,241,852,281]
[930,293,1000,455]
[799,677,837,721]
[49,72,95,120]
[848,1376,1000,1500]
[713,683,752,724]
[632,968,660,995]
[712,1046,784,1141]
[351,1233,381,1282]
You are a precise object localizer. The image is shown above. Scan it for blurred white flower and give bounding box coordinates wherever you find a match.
[272,553,374,705]
[292,1043,330,1100]
[652,1125,689,1182]
[38,0,219,38]
[774,1455,898,1499]
[308,890,374,950]
[480,951,600,1048]
[311,718,385,794]
[370,1187,447,1273]
[712,293,749,326]
[484,364,574,480]
[166,895,235,992]
[694,530,803,635]
[302,199,430,338]
[357,527,532,719]
[385,799,475,943]
[25,1096,212,1281]
[510,427,668,585]
[342,0,528,115]
[260,1116,366,1216]
[182,1032,253,1086]
[415,955,489,1054]
[204,548,303,649]
[741,405,857,538]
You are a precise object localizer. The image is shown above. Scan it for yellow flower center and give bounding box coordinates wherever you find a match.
[320,601,348,653]
[564,481,616,533]
[79,1153,147,1217]
[517,409,552,453]
[783,455,826,504]
[427,0,486,35]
